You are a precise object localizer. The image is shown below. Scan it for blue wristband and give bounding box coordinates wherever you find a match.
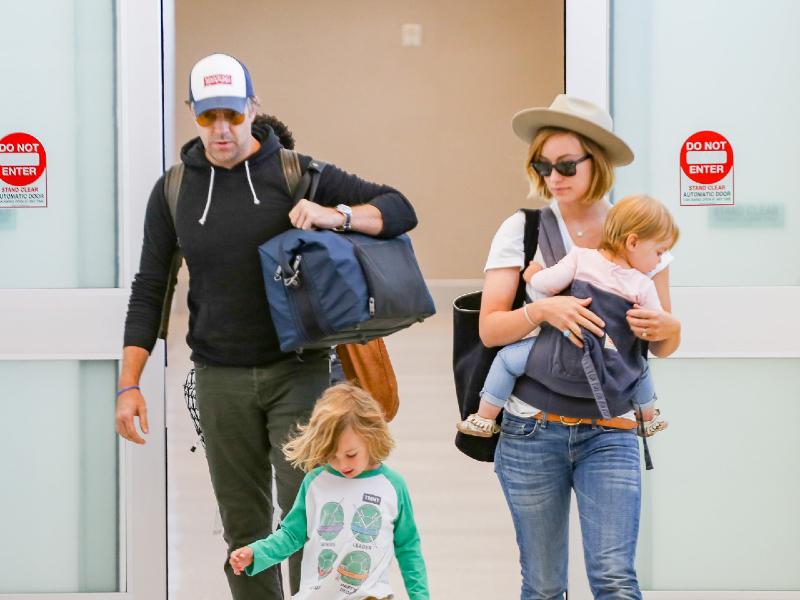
[117,385,140,397]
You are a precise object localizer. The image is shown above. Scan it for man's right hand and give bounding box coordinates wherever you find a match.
[116,388,149,444]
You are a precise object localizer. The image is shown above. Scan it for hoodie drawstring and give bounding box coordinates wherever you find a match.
[245,160,260,205]
[198,167,215,225]
[197,161,260,226]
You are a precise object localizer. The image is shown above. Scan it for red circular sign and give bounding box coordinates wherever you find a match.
[0,132,47,187]
[679,130,733,185]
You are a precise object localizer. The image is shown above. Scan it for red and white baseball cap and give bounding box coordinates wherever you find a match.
[189,53,254,115]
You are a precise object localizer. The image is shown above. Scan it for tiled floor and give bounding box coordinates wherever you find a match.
[166,283,521,599]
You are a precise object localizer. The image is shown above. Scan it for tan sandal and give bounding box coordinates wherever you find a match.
[639,409,668,438]
[457,413,500,437]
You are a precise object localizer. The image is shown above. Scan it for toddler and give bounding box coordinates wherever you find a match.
[229,383,429,600]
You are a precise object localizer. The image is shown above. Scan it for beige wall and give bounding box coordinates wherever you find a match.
[175,0,564,279]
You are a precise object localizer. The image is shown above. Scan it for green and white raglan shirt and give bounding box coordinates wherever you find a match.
[245,464,429,600]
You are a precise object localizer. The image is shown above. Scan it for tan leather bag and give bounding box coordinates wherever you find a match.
[336,339,399,421]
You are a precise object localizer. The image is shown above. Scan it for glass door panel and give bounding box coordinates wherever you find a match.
[0,0,116,289]
[0,361,119,593]
[611,0,800,287]
[639,358,800,591]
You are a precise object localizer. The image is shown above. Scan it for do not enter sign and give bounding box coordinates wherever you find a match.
[679,130,734,206]
[0,132,48,207]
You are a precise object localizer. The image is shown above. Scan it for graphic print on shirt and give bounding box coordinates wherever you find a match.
[317,501,345,541]
[337,550,371,589]
[317,549,338,579]
[351,503,382,543]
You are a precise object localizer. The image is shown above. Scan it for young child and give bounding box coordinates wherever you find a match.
[229,383,429,600]
[457,194,679,438]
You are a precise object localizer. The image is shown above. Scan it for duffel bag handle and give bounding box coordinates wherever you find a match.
[291,160,327,207]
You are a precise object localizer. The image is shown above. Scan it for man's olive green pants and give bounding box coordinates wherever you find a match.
[195,354,329,599]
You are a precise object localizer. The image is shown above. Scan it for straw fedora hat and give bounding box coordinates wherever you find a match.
[511,94,634,166]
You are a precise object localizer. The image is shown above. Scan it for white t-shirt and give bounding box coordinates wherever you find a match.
[484,202,673,419]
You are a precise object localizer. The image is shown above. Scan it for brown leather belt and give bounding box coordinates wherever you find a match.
[534,412,637,430]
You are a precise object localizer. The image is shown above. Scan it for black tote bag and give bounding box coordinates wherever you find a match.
[452,209,541,461]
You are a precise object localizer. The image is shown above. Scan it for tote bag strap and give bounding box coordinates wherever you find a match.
[521,209,542,265]
[516,209,541,306]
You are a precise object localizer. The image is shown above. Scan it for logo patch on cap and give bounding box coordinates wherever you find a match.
[204,74,232,87]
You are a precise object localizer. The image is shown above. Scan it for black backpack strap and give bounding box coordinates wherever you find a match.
[158,163,185,341]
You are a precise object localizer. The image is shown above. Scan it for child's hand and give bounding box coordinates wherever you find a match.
[523,260,544,283]
[229,546,254,575]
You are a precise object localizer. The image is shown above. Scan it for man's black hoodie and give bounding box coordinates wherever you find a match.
[124,123,418,366]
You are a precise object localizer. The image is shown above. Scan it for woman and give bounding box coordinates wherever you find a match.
[481,95,681,599]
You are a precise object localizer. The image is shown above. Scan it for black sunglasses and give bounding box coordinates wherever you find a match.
[531,154,592,177]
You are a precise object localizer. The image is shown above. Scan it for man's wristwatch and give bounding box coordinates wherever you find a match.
[333,204,352,232]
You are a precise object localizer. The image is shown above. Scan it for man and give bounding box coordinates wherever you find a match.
[115,53,417,600]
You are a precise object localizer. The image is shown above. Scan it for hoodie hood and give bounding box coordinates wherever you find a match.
[179,122,283,224]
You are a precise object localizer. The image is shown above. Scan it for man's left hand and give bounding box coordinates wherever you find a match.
[289,199,345,231]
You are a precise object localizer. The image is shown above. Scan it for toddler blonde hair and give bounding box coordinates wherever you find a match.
[283,383,395,472]
[598,194,679,256]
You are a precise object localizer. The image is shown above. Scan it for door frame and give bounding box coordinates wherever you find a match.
[564,1,800,598]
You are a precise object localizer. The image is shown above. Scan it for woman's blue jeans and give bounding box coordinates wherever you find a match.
[494,412,643,600]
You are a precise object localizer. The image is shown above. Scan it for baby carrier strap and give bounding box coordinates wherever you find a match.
[538,207,567,267]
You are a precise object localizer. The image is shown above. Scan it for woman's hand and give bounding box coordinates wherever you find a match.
[531,295,605,349]
[626,304,678,342]
[627,304,681,357]
[479,270,604,349]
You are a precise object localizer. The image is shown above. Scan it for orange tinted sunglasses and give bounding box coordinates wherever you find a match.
[194,109,246,127]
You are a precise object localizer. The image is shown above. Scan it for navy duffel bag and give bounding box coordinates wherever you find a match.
[259,229,436,352]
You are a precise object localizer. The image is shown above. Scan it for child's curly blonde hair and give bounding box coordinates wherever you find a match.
[283,383,395,473]
[598,194,679,256]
